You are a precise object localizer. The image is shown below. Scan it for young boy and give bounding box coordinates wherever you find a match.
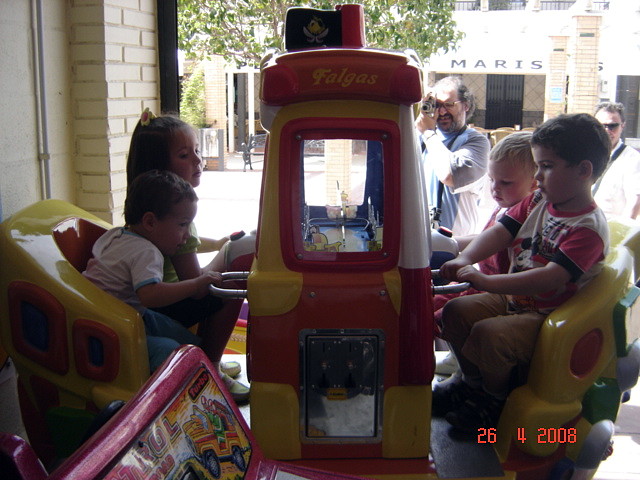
[435,114,610,431]
[83,170,221,373]
[434,132,538,374]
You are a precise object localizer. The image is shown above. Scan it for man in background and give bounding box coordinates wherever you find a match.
[415,76,490,236]
[593,101,640,221]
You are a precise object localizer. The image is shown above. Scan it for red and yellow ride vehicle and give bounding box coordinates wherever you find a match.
[0,200,250,467]
[246,4,640,480]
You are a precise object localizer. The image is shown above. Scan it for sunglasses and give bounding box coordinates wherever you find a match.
[602,123,620,131]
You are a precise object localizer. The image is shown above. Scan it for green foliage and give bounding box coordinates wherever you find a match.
[178,0,463,67]
[180,64,208,128]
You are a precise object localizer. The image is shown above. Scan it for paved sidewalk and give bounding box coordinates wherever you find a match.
[195,154,263,243]
[594,381,640,479]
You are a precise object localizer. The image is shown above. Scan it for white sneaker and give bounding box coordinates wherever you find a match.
[435,352,459,376]
[220,360,241,378]
[221,373,250,404]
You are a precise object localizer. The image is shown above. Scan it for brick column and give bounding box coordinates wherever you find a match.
[566,14,601,114]
[545,36,569,121]
[204,56,228,133]
[325,139,352,205]
[203,57,229,170]
[71,0,159,223]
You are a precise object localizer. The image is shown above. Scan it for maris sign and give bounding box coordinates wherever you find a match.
[450,59,543,70]
[428,55,545,74]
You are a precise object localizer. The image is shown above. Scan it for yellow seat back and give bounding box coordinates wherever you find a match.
[0,200,149,463]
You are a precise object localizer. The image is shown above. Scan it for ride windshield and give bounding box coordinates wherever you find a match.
[301,138,384,255]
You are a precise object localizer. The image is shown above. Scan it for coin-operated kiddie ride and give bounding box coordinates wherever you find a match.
[247,4,437,476]
[247,4,640,480]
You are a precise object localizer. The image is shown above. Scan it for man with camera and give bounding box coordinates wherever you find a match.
[415,76,490,236]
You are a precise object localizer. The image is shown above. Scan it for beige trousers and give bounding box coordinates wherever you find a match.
[441,292,546,397]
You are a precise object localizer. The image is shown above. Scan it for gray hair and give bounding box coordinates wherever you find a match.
[594,101,626,124]
[434,76,476,118]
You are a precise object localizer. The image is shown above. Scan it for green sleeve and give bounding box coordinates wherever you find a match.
[162,223,201,283]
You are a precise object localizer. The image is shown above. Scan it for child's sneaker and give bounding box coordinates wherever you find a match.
[220,360,241,378]
[445,390,505,432]
[221,373,250,404]
[435,352,459,376]
[432,373,474,417]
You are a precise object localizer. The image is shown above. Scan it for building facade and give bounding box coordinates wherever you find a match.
[425,0,639,138]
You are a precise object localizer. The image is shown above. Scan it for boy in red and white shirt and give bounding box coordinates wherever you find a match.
[435,114,611,431]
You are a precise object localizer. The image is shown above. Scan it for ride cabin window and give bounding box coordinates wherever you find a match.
[300,137,385,259]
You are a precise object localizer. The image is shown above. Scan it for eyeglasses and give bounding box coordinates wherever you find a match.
[436,100,461,111]
[602,123,621,131]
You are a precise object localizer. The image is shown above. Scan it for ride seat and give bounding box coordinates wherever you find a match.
[495,220,640,460]
[52,217,107,272]
[0,200,149,466]
[489,128,515,147]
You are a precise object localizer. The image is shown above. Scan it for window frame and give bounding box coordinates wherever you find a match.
[278,117,401,273]
[157,0,180,113]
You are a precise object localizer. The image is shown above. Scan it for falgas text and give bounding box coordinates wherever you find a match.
[312,67,378,88]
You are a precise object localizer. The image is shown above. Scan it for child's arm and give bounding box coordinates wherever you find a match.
[440,223,512,281]
[454,234,476,251]
[198,236,230,253]
[456,262,571,296]
[171,250,229,286]
[171,252,202,280]
[137,271,222,308]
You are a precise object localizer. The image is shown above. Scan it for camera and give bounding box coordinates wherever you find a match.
[421,98,436,115]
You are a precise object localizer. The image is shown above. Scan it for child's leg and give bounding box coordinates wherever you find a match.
[145,309,249,402]
[198,233,255,362]
[154,296,229,361]
[143,309,202,346]
[197,299,243,361]
[146,335,181,373]
[198,304,251,404]
[441,307,545,432]
[440,293,509,386]
[433,292,459,351]
[463,310,545,398]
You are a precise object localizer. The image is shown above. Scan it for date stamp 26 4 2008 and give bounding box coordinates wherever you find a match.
[477,427,577,444]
